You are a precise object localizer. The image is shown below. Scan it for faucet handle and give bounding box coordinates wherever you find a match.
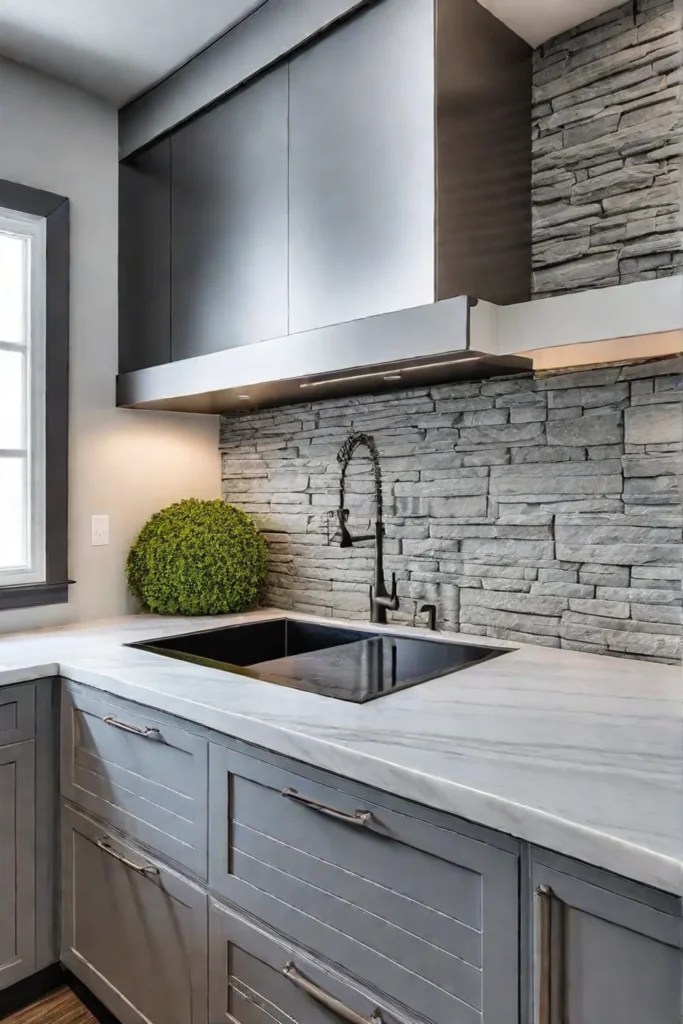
[387,573,399,611]
[337,508,353,548]
[420,603,437,631]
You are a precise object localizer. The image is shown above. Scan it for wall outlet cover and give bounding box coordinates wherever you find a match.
[91,514,110,546]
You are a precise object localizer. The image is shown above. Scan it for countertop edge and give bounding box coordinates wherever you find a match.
[0,663,60,686]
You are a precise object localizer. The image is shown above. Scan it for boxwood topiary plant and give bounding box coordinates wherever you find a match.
[126,498,268,616]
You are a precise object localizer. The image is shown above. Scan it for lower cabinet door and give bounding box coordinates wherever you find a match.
[61,803,208,1024]
[0,741,36,989]
[209,898,414,1024]
[532,859,682,1024]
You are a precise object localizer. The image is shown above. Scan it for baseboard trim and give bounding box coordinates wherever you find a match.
[62,970,121,1024]
[0,963,64,1020]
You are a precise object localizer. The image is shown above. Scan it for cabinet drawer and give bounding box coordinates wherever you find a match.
[0,683,35,746]
[209,746,518,1024]
[61,803,207,1024]
[210,898,413,1024]
[61,684,208,877]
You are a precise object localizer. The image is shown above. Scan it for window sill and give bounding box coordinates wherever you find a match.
[0,581,72,610]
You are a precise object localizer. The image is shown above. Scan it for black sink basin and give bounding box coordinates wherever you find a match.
[128,618,511,702]
[133,618,375,667]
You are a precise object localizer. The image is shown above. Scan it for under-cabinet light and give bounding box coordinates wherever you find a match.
[299,356,482,389]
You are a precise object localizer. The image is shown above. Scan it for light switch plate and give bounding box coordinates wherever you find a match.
[91,514,110,546]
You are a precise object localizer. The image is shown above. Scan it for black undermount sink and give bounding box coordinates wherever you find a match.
[128,618,511,703]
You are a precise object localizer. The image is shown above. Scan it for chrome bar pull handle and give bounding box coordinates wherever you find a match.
[537,885,552,1024]
[283,963,383,1024]
[103,715,163,741]
[96,837,159,876]
[282,787,372,827]
[536,884,567,1024]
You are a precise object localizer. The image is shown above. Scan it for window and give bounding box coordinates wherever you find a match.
[0,208,46,587]
[0,179,69,610]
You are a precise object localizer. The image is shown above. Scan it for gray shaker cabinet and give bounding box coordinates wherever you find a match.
[530,852,683,1024]
[119,138,172,372]
[61,803,208,1024]
[209,742,520,1024]
[29,678,683,1024]
[0,740,36,989]
[61,683,209,878]
[0,679,57,992]
[170,63,289,361]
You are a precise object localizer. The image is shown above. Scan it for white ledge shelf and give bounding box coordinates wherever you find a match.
[472,276,683,364]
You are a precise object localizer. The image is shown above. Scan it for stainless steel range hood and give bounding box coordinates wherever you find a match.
[117,297,532,413]
[117,0,532,414]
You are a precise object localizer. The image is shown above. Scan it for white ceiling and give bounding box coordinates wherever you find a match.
[0,0,621,107]
[478,0,622,47]
[0,0,267,106]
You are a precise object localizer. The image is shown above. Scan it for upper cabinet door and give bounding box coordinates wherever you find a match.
[119,138,172,373]
[171,65,289,362]
[288,0,436,335]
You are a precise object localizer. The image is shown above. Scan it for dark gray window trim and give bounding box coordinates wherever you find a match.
[0,178,70,611]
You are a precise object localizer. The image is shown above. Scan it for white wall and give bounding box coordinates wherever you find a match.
[0,57,220,634]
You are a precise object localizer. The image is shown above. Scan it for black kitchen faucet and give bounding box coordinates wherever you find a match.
[336,432,399,625]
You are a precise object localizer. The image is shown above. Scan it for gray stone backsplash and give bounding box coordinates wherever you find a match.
[532,0,682,295]
[219,357,683,664]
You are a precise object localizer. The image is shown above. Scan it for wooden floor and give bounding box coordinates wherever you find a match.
[2,988,97,1024]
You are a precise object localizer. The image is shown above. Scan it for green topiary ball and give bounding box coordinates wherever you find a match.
[126,498,268,616]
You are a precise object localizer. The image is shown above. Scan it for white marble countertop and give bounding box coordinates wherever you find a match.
[0,610,681,895]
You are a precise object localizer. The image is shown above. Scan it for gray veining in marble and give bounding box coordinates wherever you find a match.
[0,610,681,894]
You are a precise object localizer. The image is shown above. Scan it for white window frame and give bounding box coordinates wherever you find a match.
[0,206,47,588]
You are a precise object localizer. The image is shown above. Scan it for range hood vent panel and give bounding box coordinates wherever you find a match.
[118,297,533,413]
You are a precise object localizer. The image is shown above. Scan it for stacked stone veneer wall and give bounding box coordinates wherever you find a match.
[219,358,683,664]
[532,0,683,295]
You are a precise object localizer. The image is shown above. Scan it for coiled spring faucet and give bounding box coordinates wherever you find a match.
[336,432,399,625]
